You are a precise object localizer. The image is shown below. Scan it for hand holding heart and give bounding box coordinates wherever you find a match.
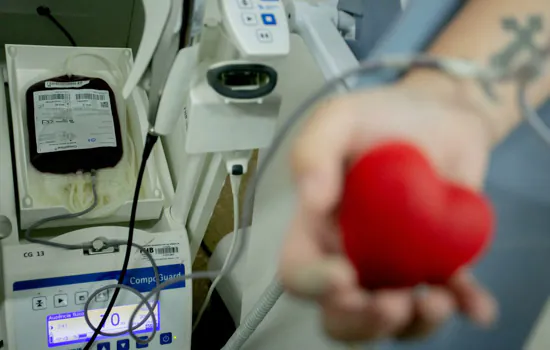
[340,142,494,290]
[279,84,498,342]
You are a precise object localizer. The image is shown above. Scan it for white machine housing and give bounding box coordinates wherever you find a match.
[0,56,13,349]
[2,227,192,350]
[161,0,292,252]
[0,36,189,350]
[160,0,289,155]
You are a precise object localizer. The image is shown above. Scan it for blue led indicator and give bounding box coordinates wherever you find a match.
[261,14,277,25]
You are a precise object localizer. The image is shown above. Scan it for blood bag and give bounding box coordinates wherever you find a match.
[26,75,124,174]
[22,52,139,219]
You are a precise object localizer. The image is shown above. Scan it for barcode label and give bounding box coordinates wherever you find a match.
[75,93,107,101]
[38,93,70,101]
[45,80,90,88]
[33,89,117,154]
[156,246,179,255]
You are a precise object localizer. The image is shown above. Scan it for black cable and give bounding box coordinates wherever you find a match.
[180,0,194,48]
[37,6,77,47]
[83,133,158,350]
[201,241,213,257]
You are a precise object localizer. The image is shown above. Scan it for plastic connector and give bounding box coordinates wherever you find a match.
[36,6,52,16]
[224,151,253,176]
[231,164,244,176]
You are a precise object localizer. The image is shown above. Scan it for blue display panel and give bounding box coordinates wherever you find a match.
[46,303,160,348]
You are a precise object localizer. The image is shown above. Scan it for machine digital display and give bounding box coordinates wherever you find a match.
[46,303,160,348]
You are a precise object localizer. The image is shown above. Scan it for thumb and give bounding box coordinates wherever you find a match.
[281,256,358,299]
[279,204,358,299]
[292,99,359,215]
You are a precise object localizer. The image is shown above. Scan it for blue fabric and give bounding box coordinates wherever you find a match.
[356,0,465,88]
[352,1,550,349]
[343,0,402,59]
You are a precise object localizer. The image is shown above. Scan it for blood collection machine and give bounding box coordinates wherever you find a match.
[0,0,294,349]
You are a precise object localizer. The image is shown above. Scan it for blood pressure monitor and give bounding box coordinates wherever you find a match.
[1,227,192,350]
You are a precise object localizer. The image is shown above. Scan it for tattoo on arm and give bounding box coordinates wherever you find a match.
[491,15,546,82]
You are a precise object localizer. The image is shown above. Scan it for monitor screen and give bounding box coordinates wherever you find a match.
[46,303,160,347]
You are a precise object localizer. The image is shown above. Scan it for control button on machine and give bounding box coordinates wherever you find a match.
[54,294,68,308]
[242,13,258,25]
[261,13,277,25]
[238,0,254,8]
[97,342,111,350]
[75,291,89,305]
[160,332,173,345]
[32,296,47,310]
[136,337,149,348]
[95,290,109,302]
[117,339,130,349]
[256,29,273,43]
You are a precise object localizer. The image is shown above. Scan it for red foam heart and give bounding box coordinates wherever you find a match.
[339,142,494,289]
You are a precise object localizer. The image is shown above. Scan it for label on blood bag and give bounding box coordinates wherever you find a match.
[33,89,117,154]
[138,242,182,262]
[45,80,90,88]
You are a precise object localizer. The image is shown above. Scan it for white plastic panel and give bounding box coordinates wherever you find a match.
[220,0,290,58]
[5,44,166,229]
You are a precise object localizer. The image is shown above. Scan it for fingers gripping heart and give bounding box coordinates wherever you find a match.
[339,143,494,289]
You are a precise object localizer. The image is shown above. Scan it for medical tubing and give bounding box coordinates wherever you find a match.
[82,241,160,339]
[127,270,220,342]
[225,54,550,293]
[65,53,125,86]
[519,80,550,144]
[221,280,284,350]
[83,133,158,350]
[193,174,242,331]
[25,171,98,250]
[226,56,458,290]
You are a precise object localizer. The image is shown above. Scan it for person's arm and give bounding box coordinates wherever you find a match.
[403,0,550,144]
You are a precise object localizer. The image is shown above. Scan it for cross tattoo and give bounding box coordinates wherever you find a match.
[491,15,545,72]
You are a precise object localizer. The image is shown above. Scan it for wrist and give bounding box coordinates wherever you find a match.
[398,68,521,146]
